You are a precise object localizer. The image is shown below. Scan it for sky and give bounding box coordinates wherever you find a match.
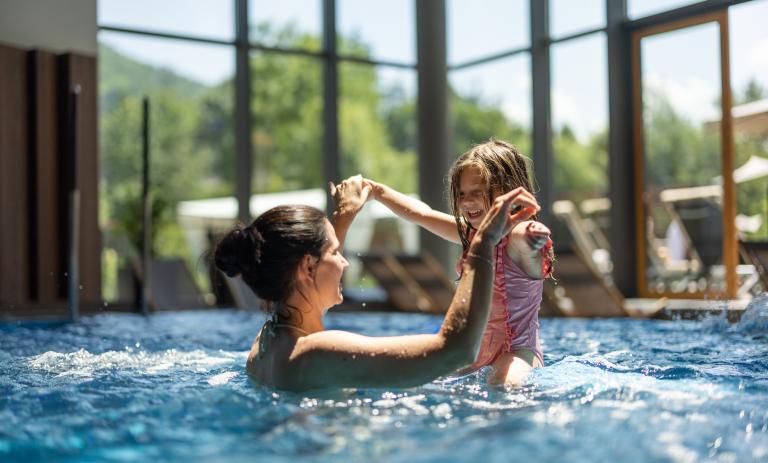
[97,0,768,143]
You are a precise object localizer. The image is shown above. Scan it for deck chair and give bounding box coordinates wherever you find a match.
[359,252,454,314]
[550,201,667,318]
[739,240,768,289]
[222,274,263,310]
[135,258,212,310]
[661,193,723,271]
[552,200,612,276]
[661,187,760,296]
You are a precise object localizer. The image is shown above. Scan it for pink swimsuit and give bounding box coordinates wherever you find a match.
[457,235,545,369]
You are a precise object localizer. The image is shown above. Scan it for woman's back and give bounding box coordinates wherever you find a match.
[245,327,301,389]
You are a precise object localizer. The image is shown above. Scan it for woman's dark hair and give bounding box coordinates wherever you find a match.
[214,205,328,309]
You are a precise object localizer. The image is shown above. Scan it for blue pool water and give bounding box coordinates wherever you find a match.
[2,298,768,462]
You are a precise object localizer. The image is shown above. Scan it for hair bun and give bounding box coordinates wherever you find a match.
[215,226,263,278]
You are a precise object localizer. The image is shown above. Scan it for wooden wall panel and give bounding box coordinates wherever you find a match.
[29,50,63,304]
[0,45,30,306]
[59,53,101,305]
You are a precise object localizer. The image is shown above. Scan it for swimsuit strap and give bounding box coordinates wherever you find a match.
[257,316,310,358]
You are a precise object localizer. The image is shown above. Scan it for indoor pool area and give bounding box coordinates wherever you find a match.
[2,298,767,462]
[3,0,768,462]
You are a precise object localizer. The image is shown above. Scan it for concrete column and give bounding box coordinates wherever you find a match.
[606,0,637,296]
[416,0,452,272]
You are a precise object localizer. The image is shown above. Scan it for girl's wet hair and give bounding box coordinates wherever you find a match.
[448,139,538,250]
[214,205,327,311]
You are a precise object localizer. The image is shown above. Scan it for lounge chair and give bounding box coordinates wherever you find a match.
[359,252,454,314]
[739,240,768,289]
[135,258,212,310]
[550,200,667,318]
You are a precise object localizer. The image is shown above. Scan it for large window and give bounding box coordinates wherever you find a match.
[550,0,604,39]
[249,0,321,51]
[250,52,323,194]
[98,31,235,302]
[729,0,768,242]
[447,0,528,66]
[551,33,610,272]
[449,56,532,157]
[98,0,418,307]
[99,0,234,40]
[337,0,415,64]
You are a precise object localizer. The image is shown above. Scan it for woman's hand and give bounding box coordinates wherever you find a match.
[329,175,372,247]
[361,178,381,201]
[474,187,540,247]
[522,221,551,251]
[330,174,372,217]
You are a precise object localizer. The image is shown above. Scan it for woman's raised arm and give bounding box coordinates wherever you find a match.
[282,188,541,391]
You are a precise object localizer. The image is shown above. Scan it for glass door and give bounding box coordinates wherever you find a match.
[631,12,737,298]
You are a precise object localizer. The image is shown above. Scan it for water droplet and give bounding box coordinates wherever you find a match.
[103,302,109,307]
[356,252,362,257]
[79,285,83,290]
[135,342,141,348]
[351,354,356,359]
[461,298,467,303]
[361,302,367,308]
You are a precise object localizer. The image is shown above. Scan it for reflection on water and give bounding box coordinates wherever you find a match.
[1,301,767,462]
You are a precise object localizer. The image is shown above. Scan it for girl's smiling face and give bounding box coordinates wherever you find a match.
[458,166,491,229]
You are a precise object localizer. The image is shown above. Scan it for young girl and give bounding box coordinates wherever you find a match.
[364,139,554,386]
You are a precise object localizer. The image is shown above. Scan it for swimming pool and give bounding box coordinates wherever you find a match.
[2,298,767,462]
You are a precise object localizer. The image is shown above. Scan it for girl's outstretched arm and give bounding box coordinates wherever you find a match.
[506,220,554,279]
[364,178,461,244]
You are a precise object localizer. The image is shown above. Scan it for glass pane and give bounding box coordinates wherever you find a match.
[447,0,529,66]
[337,0,415,64]
[98,0,234,40]
[339,63,419,305]
[449,54,531,158]
[550,0,605,39]
[98,32,235,304]
[249,0,321,51]
[251,52,323,194]
[551,33,610,274]
[639,22,723,295]
[729,0,768,252]
[629,0,704,19]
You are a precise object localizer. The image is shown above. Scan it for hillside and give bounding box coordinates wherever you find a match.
[99,44,209,112]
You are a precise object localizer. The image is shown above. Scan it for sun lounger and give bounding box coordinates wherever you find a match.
[739,240,768,289]
[359,252,454,314]
[550,200,667,318]
[134,258,212,310]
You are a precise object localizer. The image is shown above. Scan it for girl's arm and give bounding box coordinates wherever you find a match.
[365,178,461,244]
[282,188,541,391]
[506,220,554,279]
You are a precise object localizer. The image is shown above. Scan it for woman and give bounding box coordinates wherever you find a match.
[214,176,540,391]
